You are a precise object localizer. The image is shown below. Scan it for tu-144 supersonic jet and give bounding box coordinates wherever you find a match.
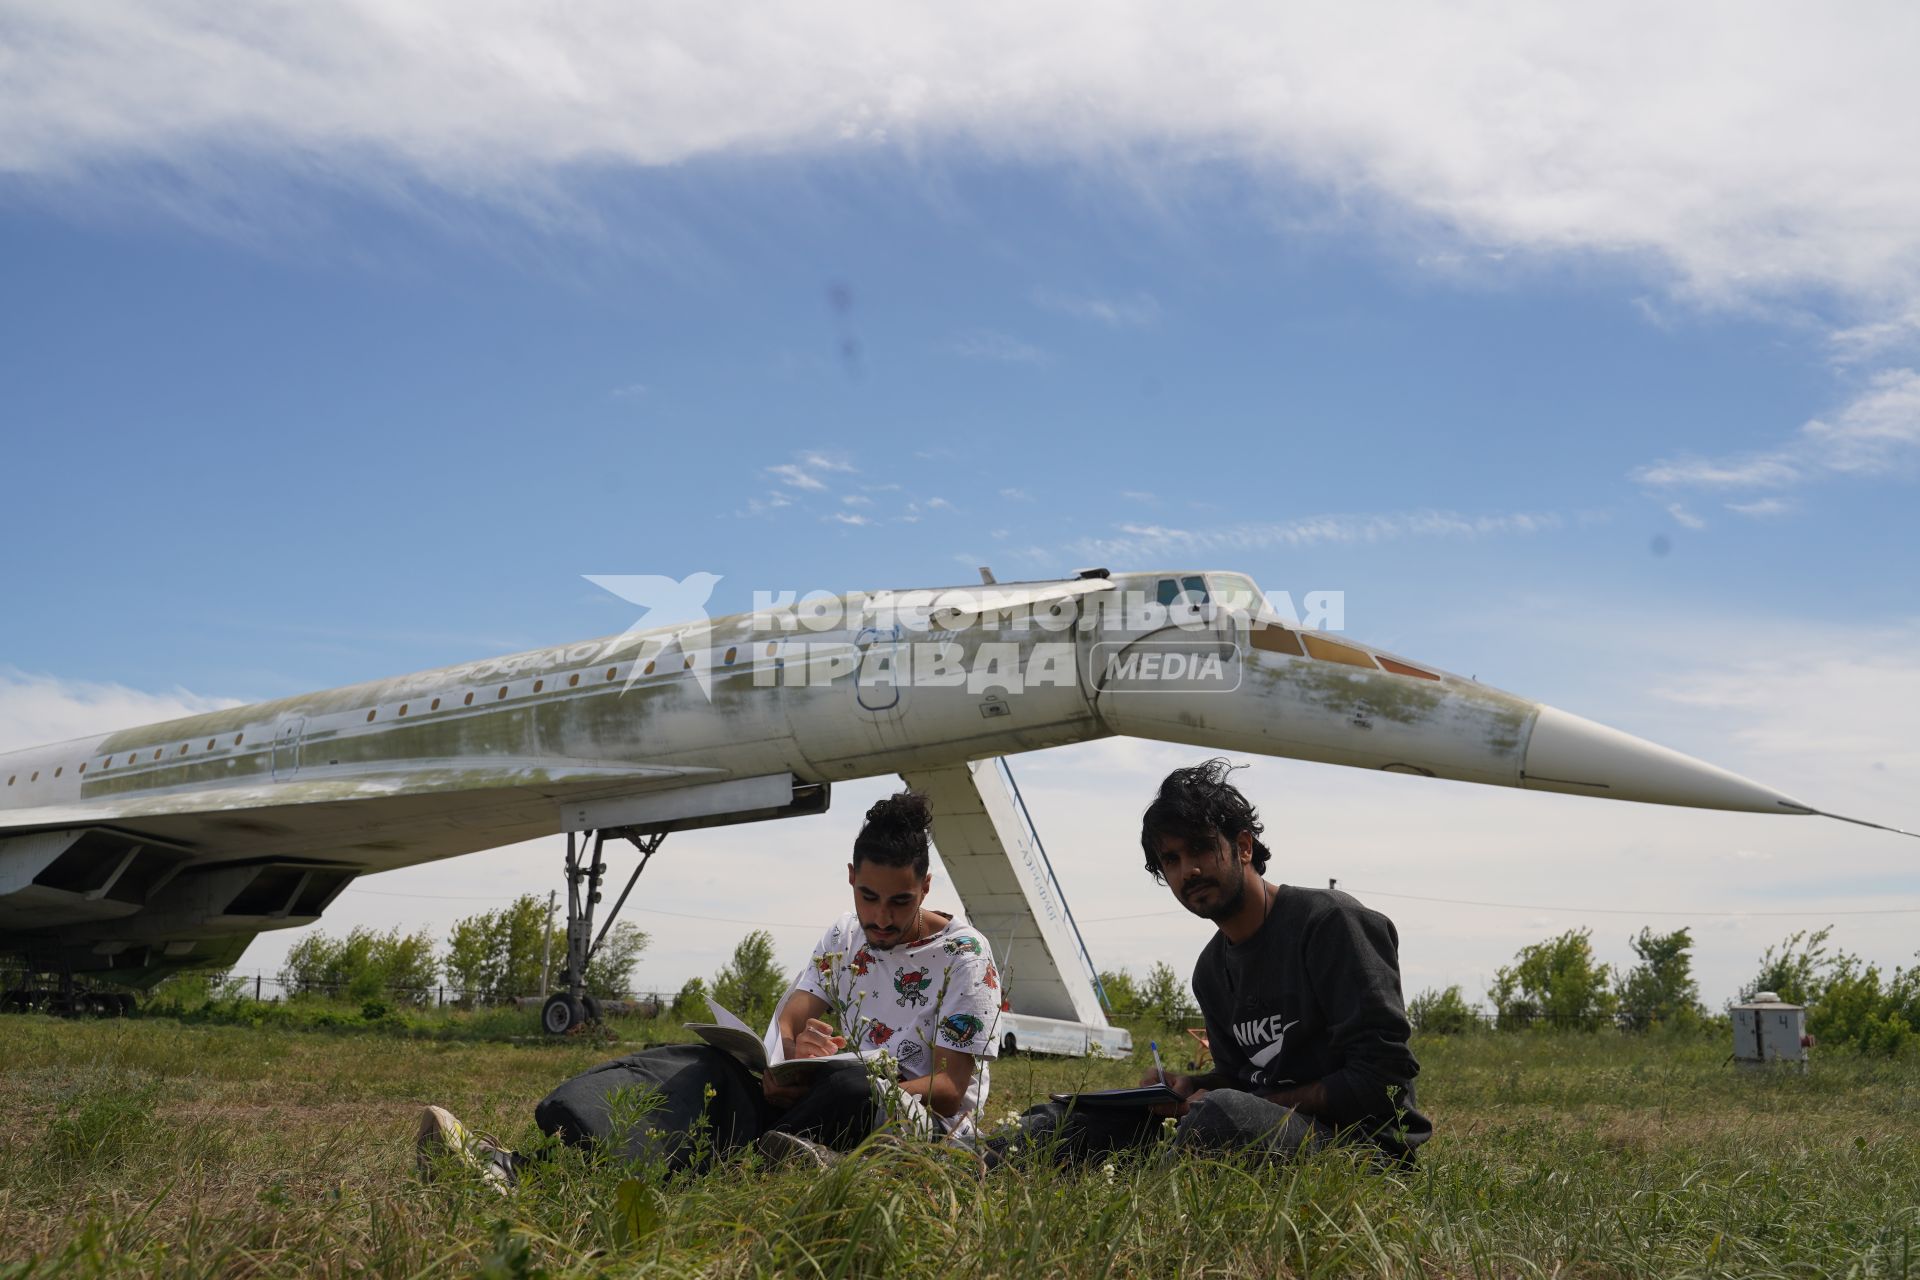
[0,568,1906,1050]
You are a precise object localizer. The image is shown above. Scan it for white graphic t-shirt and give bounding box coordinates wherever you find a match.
[792,909,1004,1133]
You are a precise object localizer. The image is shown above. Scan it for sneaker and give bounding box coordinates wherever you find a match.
[756,1130,841,1170]
[415,1105,517,1190]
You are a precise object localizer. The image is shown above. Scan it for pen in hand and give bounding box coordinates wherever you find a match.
[1150,1039,1166,1086]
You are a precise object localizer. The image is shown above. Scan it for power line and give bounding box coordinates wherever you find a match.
[1080,887,1920,923]
[341,885,817,930]
[346,881,1920,929]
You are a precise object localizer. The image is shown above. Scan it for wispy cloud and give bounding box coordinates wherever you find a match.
[949,331,1049,365]
[1666,503,1707,530]
[1032,289,1160,327]
[1633,455,1802,490]
[1726,497,1794,518]
[608,382,649,400]
[827,512,872,527]
[13,8,1920,337]
[999,488,1031,502]
[767,464,827,492]
[765,451,857,494]
[1071,509,1563,560]
[1633,368,1920,493]
[737,492,794,517]
[1830,309,1920,366]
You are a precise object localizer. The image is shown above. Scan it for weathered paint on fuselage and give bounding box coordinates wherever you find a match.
[0,572,1544,829]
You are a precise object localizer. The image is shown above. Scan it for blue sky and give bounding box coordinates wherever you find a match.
[3,5,1917,1010]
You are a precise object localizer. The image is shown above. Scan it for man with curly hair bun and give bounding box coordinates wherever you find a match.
[986,758,1431,1168]
[414,791,1000,1185]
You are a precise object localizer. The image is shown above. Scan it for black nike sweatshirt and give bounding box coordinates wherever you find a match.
[1190,884,1433,1160]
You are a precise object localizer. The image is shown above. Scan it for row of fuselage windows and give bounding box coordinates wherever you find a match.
[5,620,1440,789]
[2,644,786,789]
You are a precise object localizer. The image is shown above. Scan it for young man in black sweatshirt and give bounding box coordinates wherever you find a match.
[987,758,1431,1167]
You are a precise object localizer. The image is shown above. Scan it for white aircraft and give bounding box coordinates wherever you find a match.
[1,568,1901,1049]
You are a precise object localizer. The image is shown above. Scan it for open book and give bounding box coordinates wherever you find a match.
[685,996,867,1085]
[1049,1083,1184,1109]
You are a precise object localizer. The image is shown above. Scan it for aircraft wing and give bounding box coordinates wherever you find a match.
[0,758,720,868]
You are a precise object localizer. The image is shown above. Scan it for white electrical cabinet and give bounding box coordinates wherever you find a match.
[1731,992,1809,1068]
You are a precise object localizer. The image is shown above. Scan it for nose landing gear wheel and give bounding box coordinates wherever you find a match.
[542,993,586,1035]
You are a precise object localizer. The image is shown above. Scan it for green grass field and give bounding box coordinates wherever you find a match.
[2,1009,1916,1278]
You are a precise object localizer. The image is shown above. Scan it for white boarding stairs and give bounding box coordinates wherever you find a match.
[901,759,1132,1059]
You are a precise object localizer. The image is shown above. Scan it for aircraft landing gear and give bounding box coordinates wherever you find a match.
[544,827,662,1035]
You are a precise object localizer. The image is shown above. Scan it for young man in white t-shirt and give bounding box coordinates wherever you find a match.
[770,790,1004,1143]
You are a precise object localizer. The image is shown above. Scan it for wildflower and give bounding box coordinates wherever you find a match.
[703,1083,717,1101]
[1101,1160,1117,1183]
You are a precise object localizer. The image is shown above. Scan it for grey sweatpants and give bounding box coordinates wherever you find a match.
[981,1088,1338,1168]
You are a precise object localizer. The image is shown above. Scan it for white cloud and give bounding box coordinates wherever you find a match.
[1634,368,1920,493]
[1830,309,1920,367]
[1032,289,1159,327]
[840,494,871,506]
[764,451,857,495]
[737,491,794,517]
[1631,454,1802,490]
[1725,497,1793,518]
[767,463,827,491]
[924,497,954,511]
[1666,503,1706,530]
[797,451,855,475]
[949,331,1049,365]
[1073,508,1562,560]
[827,511,872,527]
[8,6,1920,325]
[0,670,242,754]
[999,488,1031,502]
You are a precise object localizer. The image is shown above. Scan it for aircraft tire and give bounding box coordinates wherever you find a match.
[581,995,603,1026]
[542,993,586,1035]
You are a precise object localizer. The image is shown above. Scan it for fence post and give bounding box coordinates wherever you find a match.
[255,973,262,1002]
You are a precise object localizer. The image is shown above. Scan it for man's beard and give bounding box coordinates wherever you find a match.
[1178,871,1247,922]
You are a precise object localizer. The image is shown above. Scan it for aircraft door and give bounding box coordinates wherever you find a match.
[272,717,305,780]
[852,624,907,715]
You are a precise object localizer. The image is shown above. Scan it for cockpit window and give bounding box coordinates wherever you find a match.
[1155,577,1180,607]
[1208,574,1262,618]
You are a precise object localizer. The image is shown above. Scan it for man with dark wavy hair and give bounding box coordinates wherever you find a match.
[988,758,1431,1167]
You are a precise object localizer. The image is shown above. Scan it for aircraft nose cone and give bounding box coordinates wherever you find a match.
[1522,705,1805,814]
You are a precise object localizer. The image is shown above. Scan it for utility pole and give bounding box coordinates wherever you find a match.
[539,889,557,998]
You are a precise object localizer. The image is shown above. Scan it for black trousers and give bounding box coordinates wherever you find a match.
[534,1044,876,1174]
[982,1088,1339,1168]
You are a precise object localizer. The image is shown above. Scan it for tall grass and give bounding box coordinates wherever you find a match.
[1,1015,1915,1277]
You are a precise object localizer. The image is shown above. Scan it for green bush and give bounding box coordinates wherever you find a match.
[278,925,438,1005]
[1489,928,1617,1030]
[1615,927,1706,1030]
[1740,927,1919,1056]
[1408,985,1482,1035]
